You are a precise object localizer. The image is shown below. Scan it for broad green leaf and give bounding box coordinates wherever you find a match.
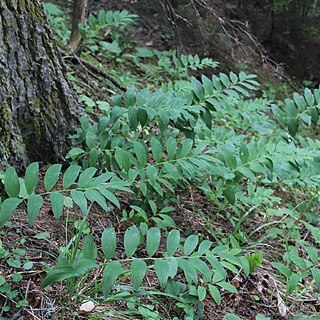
[287,273,300,294]
[191,77,205,101]
[163,163,179,180]
[166,137,177,161]
[197,240,212,255]
[100,41,121,54]
[25,162,39,195]
[82,235,97,261]
[167,257,178,278]
[201,108,212,129]
[135,47,154,58]
[183,234,198,255]
[0,198,22,228]
[221,261,238,273]
[223,149,237,169]
[85,131,96,149]
[219,73,230,87]
[4,167,20,198]
[225,314,241,320]
[230,71,238,84]
[27,194,43,226]
[181,54,188,66]
[223,186,236,205]
[146,166,158,186]
[78,167,97,188]
[208,284,221,305]
[50,192,65,220]
[154,259,169,288]
[239,142,249,164]
[62,165,81,189]
[131,259,147,289]
[41,265,76,288]
[197,286,206,301]
[98,188,120,209]
[148,200,157,215]
[93,172,115,187]
[18,178,28,199]
[71,190,88,216]
[102,261,123,296]
[124,225,140,258]
[125,87,136,107]
[239,256,250,276]
[293,92,306,110]
[190,258,211,283]
[115,148,131,171]
[304,88,314,107]
[234,85,250,97]
[80,116,90,130]
[178,159,196,178]
[239,71,246,81]
[206,256,226,280]
[166,229,180,256]
[178,259,198,284]
[44,164,62,192]
[98,9,106,25]
[73,259,98,276]
[287,119,299,138]
[112,94,122,107]
[128,169,139,183]
[133,141,147,167]
[147,227,161,257]
[104,180,132,193]
[310,107,319,125]
[85,189,109,212]
[201,75,213,96]
[180,139,193,158]
[101,227,116,260]
[128,106,138,129]
[217,281,238,294]
[139,182,148,196]
[212,75,222,90]
[272,262,292,278]
[137,108,148,127]
[311,268,320,291]
[151,137,162,163]
[299,113,311,126]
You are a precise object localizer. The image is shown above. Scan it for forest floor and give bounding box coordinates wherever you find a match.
[2,181,319,319]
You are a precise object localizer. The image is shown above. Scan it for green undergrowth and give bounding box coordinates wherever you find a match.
[0,3,319,319]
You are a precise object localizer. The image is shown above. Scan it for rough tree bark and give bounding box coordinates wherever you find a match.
[0,0,78,172]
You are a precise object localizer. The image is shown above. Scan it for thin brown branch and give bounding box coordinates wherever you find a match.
[67,0,88,53]
[66,55,126,92]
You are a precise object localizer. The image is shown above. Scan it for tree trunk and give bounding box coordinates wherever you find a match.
[0,0,78,172]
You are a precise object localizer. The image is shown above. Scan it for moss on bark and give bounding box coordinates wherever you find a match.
[0,0,78,172]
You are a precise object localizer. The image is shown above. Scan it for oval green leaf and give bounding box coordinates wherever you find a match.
[4,167,20,198]
[101,227,116,260]
[25,162,39,195]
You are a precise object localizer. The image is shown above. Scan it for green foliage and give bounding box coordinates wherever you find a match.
[1,4,319,319]
[0,239,32,312]
[68,72,260,214]
[0,163,131,228]
[271,87,320,138]
[43,2,70,45]
[79,9,137,56]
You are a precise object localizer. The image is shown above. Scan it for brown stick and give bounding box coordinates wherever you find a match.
[67,0,88,52]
